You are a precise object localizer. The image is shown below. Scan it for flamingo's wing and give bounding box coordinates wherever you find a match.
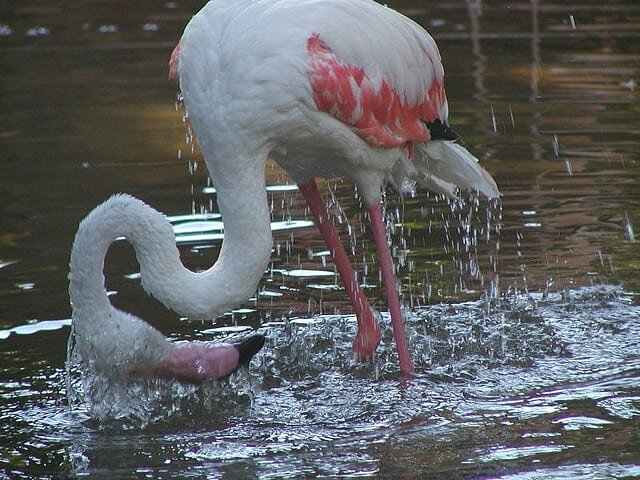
[305,2,499,199]
[306,4,449,151]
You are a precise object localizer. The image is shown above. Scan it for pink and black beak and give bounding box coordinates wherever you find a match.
[234,334,265,369]
[141,334,266,384]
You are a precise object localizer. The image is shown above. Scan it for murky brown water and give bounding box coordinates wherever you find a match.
[1,1,639,478]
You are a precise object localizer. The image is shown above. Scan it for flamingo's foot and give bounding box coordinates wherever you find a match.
[352,308,382,360]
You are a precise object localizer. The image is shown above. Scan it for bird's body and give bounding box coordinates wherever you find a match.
[173,0,496,202]
[170,0,498,375]
[69,0,499,382]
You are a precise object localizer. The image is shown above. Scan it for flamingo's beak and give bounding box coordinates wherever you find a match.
[234,334,265,367]
[140,334,266,384]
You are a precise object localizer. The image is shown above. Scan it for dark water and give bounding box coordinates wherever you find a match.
[1,0,639,478]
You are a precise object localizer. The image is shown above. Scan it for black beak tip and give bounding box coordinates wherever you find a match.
[235,334,265,366]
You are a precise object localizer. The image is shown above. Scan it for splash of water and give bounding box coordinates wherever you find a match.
[65,328,258,430]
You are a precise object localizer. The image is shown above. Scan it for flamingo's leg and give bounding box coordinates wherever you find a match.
[298,179,381,359]
[367,203,415,375]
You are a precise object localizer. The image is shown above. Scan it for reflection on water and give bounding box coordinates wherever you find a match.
[6,287,640,477]
[1,0,639,478]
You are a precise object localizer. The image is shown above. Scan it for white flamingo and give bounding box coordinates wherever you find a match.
[171,0,499,375]
[70,0,499,379]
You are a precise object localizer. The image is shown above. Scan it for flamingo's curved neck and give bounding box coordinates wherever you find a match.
[69,158,272,324]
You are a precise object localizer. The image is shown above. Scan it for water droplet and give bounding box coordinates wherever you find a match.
[490,107,497,133]
[26,26,50,37]
[551,134,560,157]
[564,160,573,176]
[620,79,636,91]
[97,24,118,34]
[625,211,635,242]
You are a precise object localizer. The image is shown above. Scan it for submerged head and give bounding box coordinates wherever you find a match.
[134,334,266,384]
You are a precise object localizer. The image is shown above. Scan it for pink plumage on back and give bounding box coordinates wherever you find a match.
[169,42,180,81]
[307,32,446,154]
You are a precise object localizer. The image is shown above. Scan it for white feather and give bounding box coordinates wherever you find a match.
[390,141,500,199]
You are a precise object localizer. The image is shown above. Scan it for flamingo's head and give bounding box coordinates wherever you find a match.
[136,334,265,384]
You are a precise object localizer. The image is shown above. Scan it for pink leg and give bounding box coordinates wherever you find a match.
[367,203,415,375]
[298,179,381,359]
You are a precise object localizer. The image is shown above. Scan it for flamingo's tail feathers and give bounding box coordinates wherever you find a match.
[391,140,500,199]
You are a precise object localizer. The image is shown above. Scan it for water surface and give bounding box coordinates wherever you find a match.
[1,0,639,478]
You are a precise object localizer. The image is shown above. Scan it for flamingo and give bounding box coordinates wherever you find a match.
[69,194,265,383]
[70,0,499,381]
[168,0,499,375]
